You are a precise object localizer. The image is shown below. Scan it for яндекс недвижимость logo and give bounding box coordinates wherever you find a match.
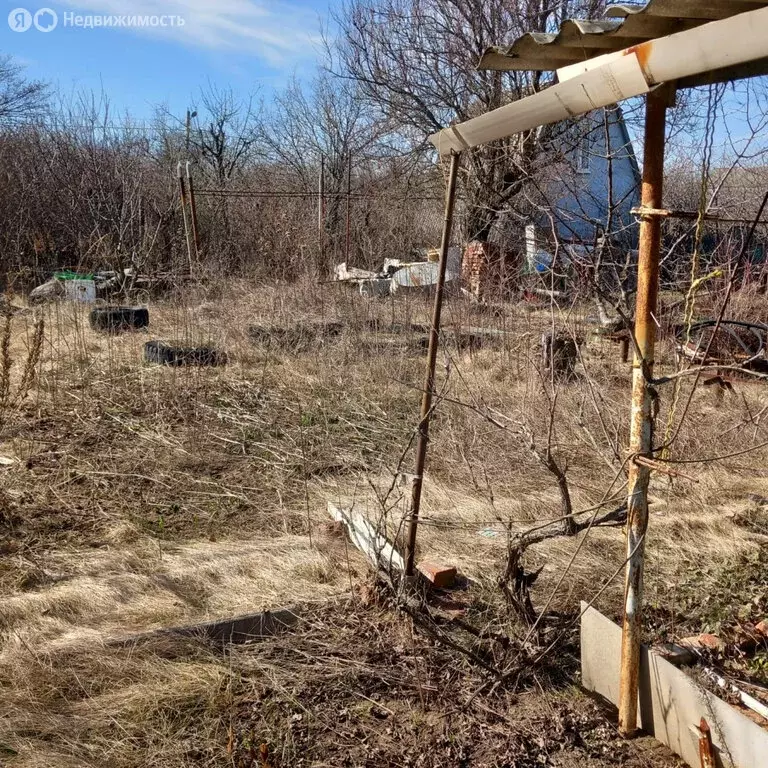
[8,8,185,31]
[8,7,59,32]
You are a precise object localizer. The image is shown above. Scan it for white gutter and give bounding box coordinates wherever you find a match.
[429,6,768,155]
[557,5,768,84]
[429,54,649,155]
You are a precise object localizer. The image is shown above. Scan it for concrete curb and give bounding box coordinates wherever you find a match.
[581,603,768,768]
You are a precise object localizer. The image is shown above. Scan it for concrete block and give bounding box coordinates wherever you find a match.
[581,604,768,768]
[417,562,457,588]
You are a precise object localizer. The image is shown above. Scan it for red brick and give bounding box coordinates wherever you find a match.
[417,562,457,589]
[755,620,768,638]
[679,633,724,652]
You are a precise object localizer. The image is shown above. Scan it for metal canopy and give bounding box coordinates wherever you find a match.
[424,0,768,747]
[478,0,768,88]
[429,5,768,154]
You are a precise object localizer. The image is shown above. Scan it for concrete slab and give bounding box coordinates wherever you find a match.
[328,503,404,572]
[581,604,768,768]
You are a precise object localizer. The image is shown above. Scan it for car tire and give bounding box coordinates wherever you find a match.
[90,306,149,333]
[144,340,227,367]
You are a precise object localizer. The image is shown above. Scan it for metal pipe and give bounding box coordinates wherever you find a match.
[404,151,461,578]
[345,154,352,264]
[631,207,768,225]
[557,6,768,86]
[186,161,201,262]
[177,161,194,275]
[318,156,325,239]
[618,89,667,736]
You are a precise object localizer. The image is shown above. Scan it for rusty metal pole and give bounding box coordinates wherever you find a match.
[618,88,668,736]
[404,151,461,578]
[177,161,194,275]
[186,161,201,262]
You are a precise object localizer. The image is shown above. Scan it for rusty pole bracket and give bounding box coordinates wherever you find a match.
[404,151,461,578]
[618,88,668,737]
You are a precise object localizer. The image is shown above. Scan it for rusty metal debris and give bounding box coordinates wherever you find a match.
[697,718,716,768]
[333,249,461,298]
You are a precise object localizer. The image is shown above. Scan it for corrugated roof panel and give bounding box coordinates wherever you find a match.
[478,0,768,86]
[431,6,768,153]
[606,1,766,20]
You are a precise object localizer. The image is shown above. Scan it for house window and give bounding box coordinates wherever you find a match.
[575,130,591,173]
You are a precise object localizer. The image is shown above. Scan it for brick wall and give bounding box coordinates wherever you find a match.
[461,241,521,300]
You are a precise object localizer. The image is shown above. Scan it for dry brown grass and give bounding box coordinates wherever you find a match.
[229,600,682,768]
[0,280,766,765]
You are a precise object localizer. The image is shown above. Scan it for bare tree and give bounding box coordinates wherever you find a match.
[261,72,387,246]
[192,86,262,185]
[332,0,606,242]
[0,56,47,125]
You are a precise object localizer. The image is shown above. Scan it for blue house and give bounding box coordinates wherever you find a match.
[527,105,641,265]
[555,105,641,246]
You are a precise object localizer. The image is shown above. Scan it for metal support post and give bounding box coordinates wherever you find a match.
[177,161,194,275]
[618,88,668,736]
[404,151,461,578]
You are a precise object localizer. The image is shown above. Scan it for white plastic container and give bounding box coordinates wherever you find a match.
[64,279,96,303]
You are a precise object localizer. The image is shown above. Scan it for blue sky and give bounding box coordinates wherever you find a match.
[1,0,764,160]
[1,0,336,120]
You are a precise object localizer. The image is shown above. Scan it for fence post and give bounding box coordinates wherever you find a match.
[318,156,325,266]
[345,154,352,264]
[177,161,194,275]
[186,161,201,262]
